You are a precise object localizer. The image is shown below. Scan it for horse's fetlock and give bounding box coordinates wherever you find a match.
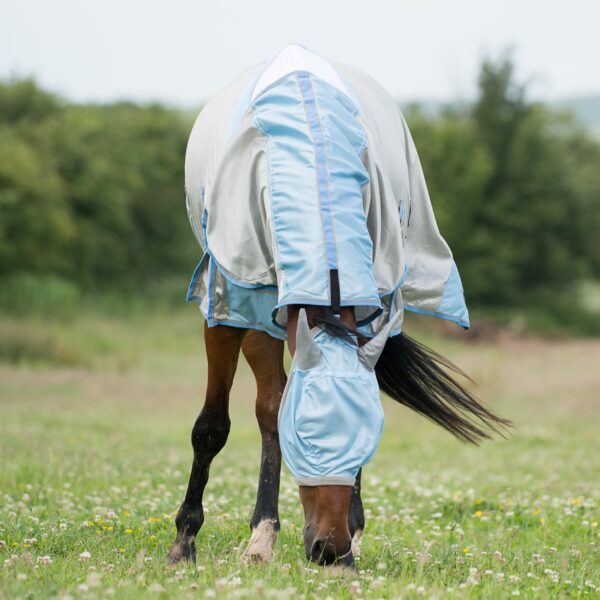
[175,505,204,537]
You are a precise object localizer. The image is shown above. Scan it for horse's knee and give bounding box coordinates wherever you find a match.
[191,408,230,456]
[256,398,279,437]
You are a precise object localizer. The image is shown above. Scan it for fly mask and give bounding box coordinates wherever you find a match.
[278,309,402,486]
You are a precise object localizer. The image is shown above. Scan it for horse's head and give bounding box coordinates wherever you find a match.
[279,309,400,565]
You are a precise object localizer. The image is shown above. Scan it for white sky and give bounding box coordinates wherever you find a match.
[1,0,599,105]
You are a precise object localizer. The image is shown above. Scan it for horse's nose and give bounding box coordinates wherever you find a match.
[310,538,354,566]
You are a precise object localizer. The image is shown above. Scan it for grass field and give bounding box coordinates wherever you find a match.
[1,308,599,599]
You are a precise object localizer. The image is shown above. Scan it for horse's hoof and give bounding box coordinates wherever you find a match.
[241,519,278,564]
[350,529,362,557]
[166,537,196,565]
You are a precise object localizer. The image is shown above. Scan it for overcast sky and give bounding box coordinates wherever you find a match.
[1,0,598,105]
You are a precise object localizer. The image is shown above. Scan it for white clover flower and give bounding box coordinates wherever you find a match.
[78,550,91,561]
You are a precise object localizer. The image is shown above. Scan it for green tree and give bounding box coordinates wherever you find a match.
[412,55,600,310]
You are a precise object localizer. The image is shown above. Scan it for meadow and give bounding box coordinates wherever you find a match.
[1,307,599,599]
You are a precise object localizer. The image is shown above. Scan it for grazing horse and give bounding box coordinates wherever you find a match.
[167,45,510,567]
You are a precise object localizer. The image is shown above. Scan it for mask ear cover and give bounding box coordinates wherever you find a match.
[295,308,322,370]
[357,310,403,370]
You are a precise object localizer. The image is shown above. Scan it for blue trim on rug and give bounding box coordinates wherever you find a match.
[437,261,470,327]
[199,312,287,340]
[404,305,470,330]
[206,258,217,327]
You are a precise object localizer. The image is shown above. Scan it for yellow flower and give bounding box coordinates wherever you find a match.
[572,498,582,506]
[474,510,484,518]
[533,508,540,516]
[125,529,133,534]
[463,547,470,554]
[148,517,160,523]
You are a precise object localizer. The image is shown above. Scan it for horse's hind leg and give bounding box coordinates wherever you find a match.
[240,330,286,563]
[167,323,246,564]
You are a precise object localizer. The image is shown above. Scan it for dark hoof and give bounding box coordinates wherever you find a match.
[166,536,196,565]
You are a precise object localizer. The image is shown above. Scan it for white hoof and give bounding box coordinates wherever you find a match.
[241,519,278,563]
[351,529,362,557]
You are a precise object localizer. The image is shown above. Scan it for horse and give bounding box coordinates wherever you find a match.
[167,45,510,567]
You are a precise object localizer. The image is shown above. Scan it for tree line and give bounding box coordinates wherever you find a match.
[1,57,598,322]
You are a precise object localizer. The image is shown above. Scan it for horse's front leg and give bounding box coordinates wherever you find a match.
[348,469,365,557]
[167,323,246,564]
[240,330,287,563]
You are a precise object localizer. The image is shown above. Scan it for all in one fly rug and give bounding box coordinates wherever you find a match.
[185,44,469,339]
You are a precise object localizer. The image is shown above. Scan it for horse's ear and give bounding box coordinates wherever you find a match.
[295,308,322,370]
[358,310,403,370]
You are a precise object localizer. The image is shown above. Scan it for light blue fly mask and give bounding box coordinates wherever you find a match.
[278,309,402,486]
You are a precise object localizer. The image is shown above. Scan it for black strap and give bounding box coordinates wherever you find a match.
[329,269,340,315]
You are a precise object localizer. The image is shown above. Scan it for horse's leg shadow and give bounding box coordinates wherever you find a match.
[240,330,286,564]
[167,323,246,564]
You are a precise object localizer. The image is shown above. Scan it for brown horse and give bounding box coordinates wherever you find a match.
[167,45,511,567]
[167,305,510,566]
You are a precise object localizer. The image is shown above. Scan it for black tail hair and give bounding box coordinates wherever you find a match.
[375,332,512,444]
[312,310,512,444]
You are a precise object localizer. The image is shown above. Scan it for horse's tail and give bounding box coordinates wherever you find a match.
[311,310,511,444]
[375,332,512,444]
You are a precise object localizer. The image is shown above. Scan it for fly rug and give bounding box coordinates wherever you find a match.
[168,45,511,568]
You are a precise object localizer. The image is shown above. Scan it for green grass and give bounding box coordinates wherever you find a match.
[1,309,599,598]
